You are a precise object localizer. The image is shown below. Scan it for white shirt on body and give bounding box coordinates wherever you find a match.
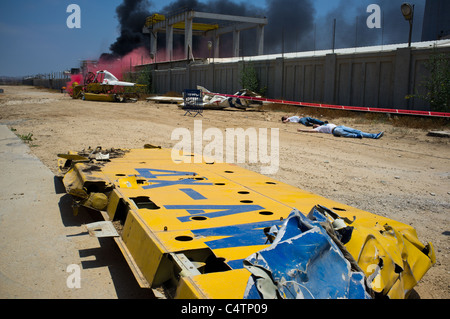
[313,123,336,134]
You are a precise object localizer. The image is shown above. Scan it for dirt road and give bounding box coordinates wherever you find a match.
[0,85,448,298]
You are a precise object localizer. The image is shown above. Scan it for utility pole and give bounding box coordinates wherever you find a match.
[332,19,336,53]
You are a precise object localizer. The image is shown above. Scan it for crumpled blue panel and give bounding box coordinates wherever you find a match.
[243,208,371,299]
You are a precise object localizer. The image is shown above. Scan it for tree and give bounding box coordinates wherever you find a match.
[413,50,450,112]
[239,63,259,93]
[136,66,153,94]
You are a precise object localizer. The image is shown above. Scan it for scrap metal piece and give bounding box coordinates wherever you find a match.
[57,153,90,162]
[427,130,450,138]
[95,153,110,161]
[144,143,161,149]
[171,253,203,277]
[83,192,109,211]
[308,205,436,299]
[243,208,372,299]
[62,162,111,195]
[85,221,119,238]
[57,152,90,176]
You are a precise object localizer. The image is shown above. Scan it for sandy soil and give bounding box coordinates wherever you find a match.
[0,85,449,299]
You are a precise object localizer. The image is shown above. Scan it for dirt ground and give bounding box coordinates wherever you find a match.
[0,85,449,299]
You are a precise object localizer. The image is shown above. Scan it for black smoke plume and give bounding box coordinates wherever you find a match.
[109,0,152,57]
[159,0,266,57]
[107,0,427,59]
[158,0,316,55]
[265,0,316,53]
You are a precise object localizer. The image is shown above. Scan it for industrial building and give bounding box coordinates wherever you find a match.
[142,9,268,61]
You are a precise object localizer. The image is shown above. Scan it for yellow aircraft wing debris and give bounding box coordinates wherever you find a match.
[58,146,435,299]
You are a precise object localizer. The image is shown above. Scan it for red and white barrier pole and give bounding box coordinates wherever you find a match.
[204,91,450,118]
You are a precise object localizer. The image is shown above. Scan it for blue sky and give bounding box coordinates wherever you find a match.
[1,0,124,76]
[0,0,426,77]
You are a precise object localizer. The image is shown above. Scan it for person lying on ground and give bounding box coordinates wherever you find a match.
[297,123,384,139]
[281,115,327,126]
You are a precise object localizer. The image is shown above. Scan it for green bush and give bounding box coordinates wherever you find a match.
[123,67,153,94]
[412,50,450,112]
[136,66,153,94]
[240,63,259,93]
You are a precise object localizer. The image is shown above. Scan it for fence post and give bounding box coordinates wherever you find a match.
[324,53,337,104]
[274,57,284,99]
[393,47,412,109]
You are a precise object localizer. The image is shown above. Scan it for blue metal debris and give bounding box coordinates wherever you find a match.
[243,208,372,299]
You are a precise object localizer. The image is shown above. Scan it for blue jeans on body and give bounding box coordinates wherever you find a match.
[332,126,377,138]
[299,117,325,126]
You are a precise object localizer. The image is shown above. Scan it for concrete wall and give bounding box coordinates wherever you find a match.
[150,44,449,111]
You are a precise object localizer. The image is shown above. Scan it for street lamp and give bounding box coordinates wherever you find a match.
[401,3,414,47]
